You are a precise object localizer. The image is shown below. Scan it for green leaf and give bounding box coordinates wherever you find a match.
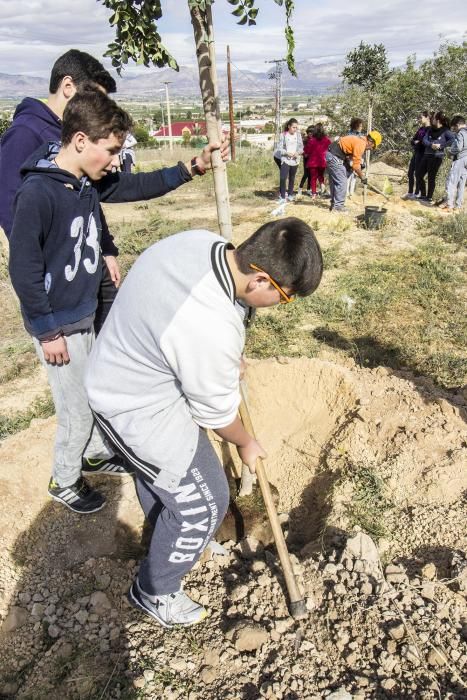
[232,7,244,16]
[238,14,248,24]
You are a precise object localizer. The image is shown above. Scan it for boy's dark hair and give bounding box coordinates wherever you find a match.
[451,115,466,128]
[306,125,315,134]
[49,49,116,94]
[61,90,132,146]
[420,110,431,118]
[432,111,450,128]
[284,118,298,132]
[235,217,323,296]
[313,122,326,140]
[350,117,363,132]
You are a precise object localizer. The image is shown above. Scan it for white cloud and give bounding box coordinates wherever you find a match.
[0,0,465,78]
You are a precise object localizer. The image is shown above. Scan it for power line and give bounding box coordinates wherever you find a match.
[229,60,272,95]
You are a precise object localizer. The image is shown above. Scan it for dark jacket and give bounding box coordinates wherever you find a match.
[411,126,428,155]
[0,97,117,255]
[422,126,455,159]
[9,143,192,340]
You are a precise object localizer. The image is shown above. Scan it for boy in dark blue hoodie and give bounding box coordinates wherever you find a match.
[0,50,121,334]
[9,89,226,514]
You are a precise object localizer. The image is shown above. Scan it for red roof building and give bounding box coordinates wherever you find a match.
[153,121,207,138]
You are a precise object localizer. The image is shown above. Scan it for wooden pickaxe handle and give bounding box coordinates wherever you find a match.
[367,182,390,200]
[238,387,308,619]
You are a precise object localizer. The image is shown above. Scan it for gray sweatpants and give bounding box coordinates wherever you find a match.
[446,157,467,208]
[34,330,113,487]
[136,428,229,596]
[325,151,348,209]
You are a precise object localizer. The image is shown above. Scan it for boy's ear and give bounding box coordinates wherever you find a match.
[246,270,269,292]
[61,76,77,101]
[73,131,87,153]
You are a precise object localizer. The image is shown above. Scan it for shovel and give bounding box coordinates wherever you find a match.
[367,181,390,201]
[238,385,309,619]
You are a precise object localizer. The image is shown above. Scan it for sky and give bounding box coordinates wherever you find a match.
[0,0,466,78]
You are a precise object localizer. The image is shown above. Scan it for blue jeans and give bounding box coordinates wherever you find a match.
[325,151,348,208]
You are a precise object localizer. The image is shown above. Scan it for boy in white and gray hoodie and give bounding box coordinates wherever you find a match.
[85,217,323,628]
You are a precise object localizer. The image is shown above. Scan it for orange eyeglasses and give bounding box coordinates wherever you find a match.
[249,263,295,304]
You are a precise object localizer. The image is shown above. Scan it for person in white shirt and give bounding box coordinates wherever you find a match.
[273,118,304,203]
[120,132,137,172]
[85,217,323,628]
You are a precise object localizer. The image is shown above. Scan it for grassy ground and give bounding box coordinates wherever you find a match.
[248,233,466,388]
[0,148,465,445]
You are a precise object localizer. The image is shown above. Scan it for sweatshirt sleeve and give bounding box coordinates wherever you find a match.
[297,132,304,156]
[277,133,286,157]
[0,125,41,237]
[96,162,192,204]
[451,133,461,156]
[351,139,367,170]
[8,182,59,338]
[99,206,119,257]
[422,130,432,147]
[161,308,244,430]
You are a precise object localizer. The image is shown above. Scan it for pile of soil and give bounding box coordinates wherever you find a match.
[0,357,465,698]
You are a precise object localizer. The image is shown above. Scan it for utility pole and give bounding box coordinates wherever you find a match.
[164,81,173,151]
[227,45,236,162]
[266,58,286,151]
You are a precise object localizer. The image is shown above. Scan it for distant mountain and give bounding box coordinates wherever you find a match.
[114,59,344,98]
[0,72,49,99]
[0,59,343,100]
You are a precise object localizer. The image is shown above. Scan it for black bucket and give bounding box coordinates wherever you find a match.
[364,206,387,229]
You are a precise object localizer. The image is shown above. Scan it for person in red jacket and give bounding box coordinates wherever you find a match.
[303,123,331,199]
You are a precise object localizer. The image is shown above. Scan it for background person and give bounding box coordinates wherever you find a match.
[402,111,431,200]
[440,115,467,212]
[120,132,137,173]
[346,117,365,199]
[303,123,331,199]
[274,118,304,203]
[297,125,314,196]
[416,111,454,205]
[325,130,382,212]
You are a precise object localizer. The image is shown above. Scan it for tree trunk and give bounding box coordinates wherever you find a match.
[190,4,232,240]
[366,97,373,176]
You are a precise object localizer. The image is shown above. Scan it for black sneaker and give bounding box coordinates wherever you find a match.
[48,476,106,514]
[82,455,134,477]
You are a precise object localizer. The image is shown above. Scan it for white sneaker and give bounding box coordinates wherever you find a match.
[297,188,302,196]
[287,194,295,202]
[128,579,207,628]
[277,197,287,204]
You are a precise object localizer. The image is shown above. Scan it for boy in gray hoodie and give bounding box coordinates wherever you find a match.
[441,115,467,211]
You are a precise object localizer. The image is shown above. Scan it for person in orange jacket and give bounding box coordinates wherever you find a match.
[325,130,382,212]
